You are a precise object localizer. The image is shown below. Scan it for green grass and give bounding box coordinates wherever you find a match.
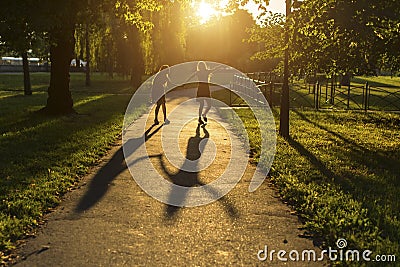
[352,76,400,88]
[1,73,399,265]
[0,73,141,255]
[213,80,399,265]
[235,108,399,265]
[0,73,49,92]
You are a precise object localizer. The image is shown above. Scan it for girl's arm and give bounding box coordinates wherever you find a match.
[185,71,197,83]
[210,64,225,73]
[166,74,180,87]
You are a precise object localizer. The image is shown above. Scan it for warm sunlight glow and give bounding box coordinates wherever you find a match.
[244,0,285,20]
[192,0,284,25]
[218,0,230,9]
[196,1,219,24]
[266,0,286,14]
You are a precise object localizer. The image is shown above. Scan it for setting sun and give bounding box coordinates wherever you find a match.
[196,1,219,24]
[192,0,285,25]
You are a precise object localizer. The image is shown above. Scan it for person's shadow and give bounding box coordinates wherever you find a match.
[156,124,239,221]
[74,123,163,213]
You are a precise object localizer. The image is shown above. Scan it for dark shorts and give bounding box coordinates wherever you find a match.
[152,88,165,105]
[156,95,166,105]
[196,83,211,98]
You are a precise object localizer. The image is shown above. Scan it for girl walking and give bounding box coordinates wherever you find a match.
[152,65,174,125]
[187,61,222,125]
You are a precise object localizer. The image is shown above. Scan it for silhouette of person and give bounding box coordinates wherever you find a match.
[152,65,175,125]
[186,123,209,162]
[155,125,238,219]
[186,61,223,126]
[158,124,209,217]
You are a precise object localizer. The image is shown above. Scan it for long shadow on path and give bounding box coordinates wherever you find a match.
[156,124,239,221]
[74,124,163,213]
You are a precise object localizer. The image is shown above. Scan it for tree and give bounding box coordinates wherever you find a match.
[247,0,400,137]
[244,0,291,138]
[114,0,160,83]
[2,0,163,114]
[0,0,36,96]
[280,0,291,138]
[151,0,186,68]
[248,0,400,75]
[40,0,160,114]
[27,0,87,114]
[291,0,400,75]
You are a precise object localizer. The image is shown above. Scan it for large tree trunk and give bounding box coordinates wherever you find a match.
[43,26,75,115]
[22,52,32,96]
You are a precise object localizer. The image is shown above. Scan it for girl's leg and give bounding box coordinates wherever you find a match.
[162,102,170,124]
[200,98,211,124]
[154,103,161,124]
[162,102,167,121]
[198,99,205,124]
[198,99,204,117]
[203,98,211,116]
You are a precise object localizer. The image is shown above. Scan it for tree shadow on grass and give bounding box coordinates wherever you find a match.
[351,77,400,88]
[74,124,163,213]
[293,110,400,185]
[290,110,400,241]
[155,124,239,222]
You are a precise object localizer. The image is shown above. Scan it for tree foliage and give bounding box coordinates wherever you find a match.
[247,0,400,76]
[150,0,186,69]
[246,12,285,70]
[1,0,167,113]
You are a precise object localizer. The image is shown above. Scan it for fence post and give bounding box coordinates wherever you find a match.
[320,82,322,108]
[347,84,351,109]
[269,82,274,107]
[315,81,319,110]
[366,82,370,110]
[313,82,316,105]
[364,82,369,112]
[330,81,335,105]
[325,82,328,102]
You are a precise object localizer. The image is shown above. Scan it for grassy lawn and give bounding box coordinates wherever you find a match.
[0,73,141,256]
[235,108,400,265]
[352,76,400,88]
[213,79,400,264]
[1,73,399,265]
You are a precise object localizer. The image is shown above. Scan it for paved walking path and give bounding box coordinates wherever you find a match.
[14,89,326,266]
